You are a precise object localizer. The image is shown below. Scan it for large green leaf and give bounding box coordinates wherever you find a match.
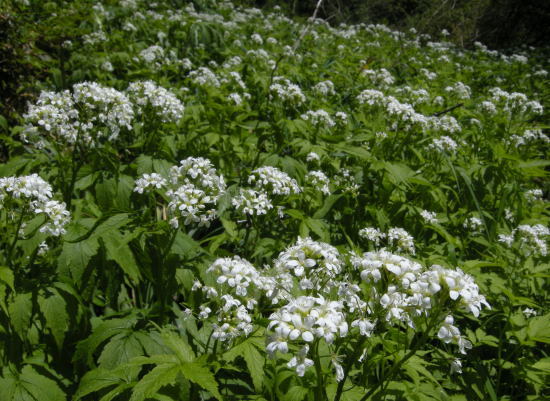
[38,290,69,349]
[179,362,222,401]
[8,293,33,339]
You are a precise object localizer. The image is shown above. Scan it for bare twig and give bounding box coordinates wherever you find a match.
[432,102,464,117]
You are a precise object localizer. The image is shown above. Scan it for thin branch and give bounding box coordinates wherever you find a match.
[432,102,464,117]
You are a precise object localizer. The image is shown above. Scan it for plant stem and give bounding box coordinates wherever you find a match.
[314,339,325,401]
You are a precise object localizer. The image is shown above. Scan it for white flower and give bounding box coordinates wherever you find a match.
[420,210,438,224]
[387,227,415,254]
[232,189,273,216]
[248,166,301,196]
[305,171,331,195]
[134,173,167,193]
[358,227,386,246]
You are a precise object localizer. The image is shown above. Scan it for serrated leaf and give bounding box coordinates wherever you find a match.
[130,364,180,401]
[75,315,138,366]
[242,342,265,391]
[58,238,99,285]
[98,331,146,370]
[179,362,222,401]
[161,330,195,363]
[2,365,67,401]
[0,266,14,291]
[284,386,308,401]
[38,291,69,349]
[8,293,33,339]
[74,368,126,400]
[103,231,141,282]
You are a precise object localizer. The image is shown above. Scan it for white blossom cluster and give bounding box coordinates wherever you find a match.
[273,237,343,292]
[188,67,221,87]
[445,82,471,99]
[420,210,438,224]
[498,224,549,256]
[0,174,70,237]
[358,226,415,254]
[488,88,544,116]
[126,81,185,123]
[357,89,461,133]
[231,188,273,216]
[248,166,301,196]
[300,109,335,128]
[313,80,335,96]
[509,129,549,147]
[463,216,483,234]
[524,189,544,202]
[361,68,395,88]
[269,77,306,105]
[267,296,348,376]
[428,136,459,154]
[134,157,226,227]
[305,171,331,195]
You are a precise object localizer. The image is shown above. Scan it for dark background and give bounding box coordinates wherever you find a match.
[245,0,550,50]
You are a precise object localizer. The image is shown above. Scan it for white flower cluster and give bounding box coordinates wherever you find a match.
[72,82,134,140]
[269,77,306,105]
[499,224,549,256]
[126,81,184,123]
[489,88,544,116]
[352,250,489,351]
[134,157,226,227]
[358,227,386,246]
[248,166,301,196]
[232,188,273,216]
[509,129,549,147]
[305,171,331,195]
[463,216,483,234]
[388,227,416,254]
[0,175,70,236]
[313,80,335,96]
[267,296,348,376]
[188,67,221,87]
[525,189,544,202]
[301,109,335,128]
[438,315,472,354]
[428,136,459,154]
[445,82,471,99]
[357,89,461,133]
[273,237,343,292]
[361,68,395,87]
[420,210,438,224]
[358,226,415,254]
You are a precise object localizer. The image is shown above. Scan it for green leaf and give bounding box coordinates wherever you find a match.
[75,315,138,366]
[129,364,180,401]
[0,365,66,401]
[98,332,147,370]
[242,342,265,391]
[313,194,342,219]
[58,238,99,285]
[8,293,33,339]
[284,386,308,401]
[74,368,126,400]
[38,291,69,349]
[103,231,141,283]
[179,362,222,401]
[161,330,195,363]
[527,314,550,343]
[0,266,14,291]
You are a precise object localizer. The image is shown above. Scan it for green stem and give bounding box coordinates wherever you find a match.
[359,313,441,401]
[314,339,325,401]
[334,338,368,401]
[7,211,26,270]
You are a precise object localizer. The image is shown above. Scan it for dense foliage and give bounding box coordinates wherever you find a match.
[0,1,548,400]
